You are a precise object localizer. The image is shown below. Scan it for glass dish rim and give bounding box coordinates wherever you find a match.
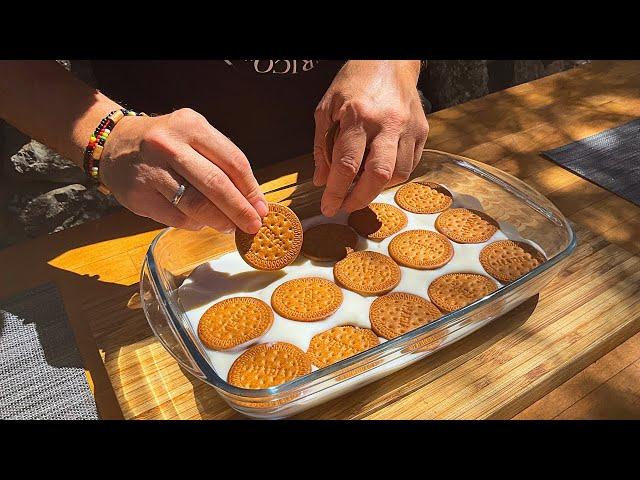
[143,149,577,399]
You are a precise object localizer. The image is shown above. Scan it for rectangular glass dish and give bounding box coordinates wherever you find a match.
[140,149,576,419]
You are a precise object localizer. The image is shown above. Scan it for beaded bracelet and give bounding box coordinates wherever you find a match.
[83,108,145,184]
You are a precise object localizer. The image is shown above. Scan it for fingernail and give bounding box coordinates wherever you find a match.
[254,199,269,218]
[322,204,336,218]
[247,218,263,234]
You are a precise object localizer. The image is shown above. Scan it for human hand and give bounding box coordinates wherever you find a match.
[313,60,429,217]
[100,108,268,234]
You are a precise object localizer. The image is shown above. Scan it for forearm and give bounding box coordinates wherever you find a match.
[0,60,122,168]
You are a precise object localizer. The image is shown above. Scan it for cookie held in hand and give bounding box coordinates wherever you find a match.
[235,202,303,271]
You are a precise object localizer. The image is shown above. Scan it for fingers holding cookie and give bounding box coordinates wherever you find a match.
[235,203,303,271]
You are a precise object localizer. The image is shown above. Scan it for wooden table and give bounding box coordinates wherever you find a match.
[2,60,639,420]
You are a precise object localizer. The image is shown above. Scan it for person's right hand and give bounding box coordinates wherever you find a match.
[99,108,268,234]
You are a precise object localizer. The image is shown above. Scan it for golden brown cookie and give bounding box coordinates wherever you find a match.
[427,273,498,313]
[394,181,453,214]
[235,203,303,271]
[388,229,454,269]
[369,292,442,340]
[435,208,499,244]
[306,325,380,368]
[333,251,401,296]
[271,277,343,322]
[301,223,359,262]
[480,240,546,283]
[348,203,408,240]
[197,297,274,351]
[227,342,312,389]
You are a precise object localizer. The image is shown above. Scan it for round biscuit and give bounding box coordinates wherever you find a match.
[428,273,498,313]
[306,325,379,368]
[369,292,442,340]
[271,277,343,321]
[227,342,312,389]
[333,251,401,296]
[388,229,454,269]
[395,181,453,214]
[480,240,546,283]
[197,297,273,351]
[435,208,499,243]
[348,203,408,240]
[235,203,303,271]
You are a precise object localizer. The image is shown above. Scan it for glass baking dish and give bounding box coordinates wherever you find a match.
[140,149,576,419]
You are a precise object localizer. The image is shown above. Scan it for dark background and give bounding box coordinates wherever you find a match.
[0,60,588,249]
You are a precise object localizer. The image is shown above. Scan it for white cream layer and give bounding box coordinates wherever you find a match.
[178,187,542,381]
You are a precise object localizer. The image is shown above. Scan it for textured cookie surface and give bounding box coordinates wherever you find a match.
[235,203,303,271]
[302,223,359,262]
[369,292,442,340]
[197,297,273,351]
[388,229,454,269]
[428,273,498,312]
[348,203,408,240]
[480,240,546,283]
[227,342,312,389]
[271,277,343,322]
[395,181,453,214]
[435,208,499,243]
[333,251,401,296]
[306,325,379,368]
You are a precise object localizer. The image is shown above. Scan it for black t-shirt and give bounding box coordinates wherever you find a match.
[90,60,344,169]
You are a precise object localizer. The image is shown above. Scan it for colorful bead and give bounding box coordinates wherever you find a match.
[84,108,145,184]
[92,144,104,160]
[111,110,125,122]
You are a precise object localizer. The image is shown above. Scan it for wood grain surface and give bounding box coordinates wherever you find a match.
[1,60,639,419]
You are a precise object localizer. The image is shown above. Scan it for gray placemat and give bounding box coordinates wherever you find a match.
[542,118,640,207]
[0,283,98,420]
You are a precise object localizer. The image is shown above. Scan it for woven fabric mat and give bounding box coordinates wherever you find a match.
[0,283,98,420]
[542,118,640,207]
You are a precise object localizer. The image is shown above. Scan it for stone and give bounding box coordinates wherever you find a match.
[513,60,589,86]
[1,121,30,167]
[18,184,120,237]
[421,60,489,111]
[8,140,86,184]
[7,181,58,217]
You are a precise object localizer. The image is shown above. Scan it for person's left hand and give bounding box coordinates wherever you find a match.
[313,60,429,217]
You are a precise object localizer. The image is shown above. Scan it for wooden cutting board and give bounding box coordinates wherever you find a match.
[1,60,639,419]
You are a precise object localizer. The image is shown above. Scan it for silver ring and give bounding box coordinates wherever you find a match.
[171,184,186,206]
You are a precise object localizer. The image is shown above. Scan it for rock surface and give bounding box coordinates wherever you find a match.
[420,60,489,111]
[8,140,86,184]
[513,60,588,85]
[18,183,120,237]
